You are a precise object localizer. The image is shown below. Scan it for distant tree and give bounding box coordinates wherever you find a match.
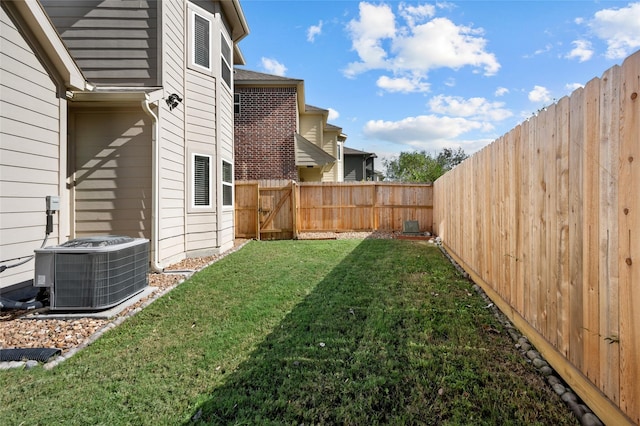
[384,148,468,183]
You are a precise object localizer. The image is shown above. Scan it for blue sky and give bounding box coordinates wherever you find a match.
[235,1,640,171]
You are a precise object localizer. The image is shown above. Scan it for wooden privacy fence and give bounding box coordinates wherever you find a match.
[235,180,433,240]
[433,51,640,425]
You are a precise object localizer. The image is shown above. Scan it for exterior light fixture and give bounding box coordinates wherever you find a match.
[166,93,183,111]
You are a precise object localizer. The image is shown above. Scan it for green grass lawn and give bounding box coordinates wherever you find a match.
[0,239,577,425]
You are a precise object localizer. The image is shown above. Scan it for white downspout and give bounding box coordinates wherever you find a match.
[141,96,164,272]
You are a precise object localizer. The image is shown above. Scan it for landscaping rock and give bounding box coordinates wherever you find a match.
[568,400,586,418]
[0,361,25,370]
[581,412,604,426]
[552,383,566,396]
[539,366,554,376]
[526,349,540,360]
[532,358,548,369]
[547,375,561,386]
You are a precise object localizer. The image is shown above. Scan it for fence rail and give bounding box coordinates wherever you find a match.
[433,50,640,425]
[235,181,433,239]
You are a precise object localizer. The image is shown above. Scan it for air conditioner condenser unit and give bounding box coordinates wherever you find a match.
[34,236,149,310]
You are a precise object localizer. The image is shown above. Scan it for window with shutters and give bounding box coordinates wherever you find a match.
[191,11,211,71]
[193,154,212,208]
[222,160,233,207]
[220,33,232,88]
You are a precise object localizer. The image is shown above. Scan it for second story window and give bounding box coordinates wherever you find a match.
[192,13,211,71]
[221,33,232,88]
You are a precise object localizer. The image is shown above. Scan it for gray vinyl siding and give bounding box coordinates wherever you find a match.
[40,0,159,86]
[71,109,152,239]
[0,5,62,289]
[344,157,361,181]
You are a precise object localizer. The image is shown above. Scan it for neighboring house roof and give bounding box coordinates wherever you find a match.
[344,147,377,158]
[295,133,336,167]
[8,0,87,91]
[325,123,347,142]
[305,104,328,113]
[235,68,305,111]
[234,68,302,84]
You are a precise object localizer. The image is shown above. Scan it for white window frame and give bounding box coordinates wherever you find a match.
[234,93,240,114]
[220,31,232,89]
[222,159,233,208]
[192,153,213,209]
[190,8,212,72]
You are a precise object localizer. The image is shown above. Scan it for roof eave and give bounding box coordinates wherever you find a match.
[222,0,250,42]
[11,0,88,91]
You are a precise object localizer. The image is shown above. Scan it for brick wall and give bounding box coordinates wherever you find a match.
[234,87,299,181]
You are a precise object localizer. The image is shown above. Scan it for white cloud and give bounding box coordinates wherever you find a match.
[566,40,593,62]
[260,57,287,76]
[565,82,584,93]
[362,115,489,149]
[307,21,323,42]
[589,2,640,59]
[345,2,396,77]
[392,17,500,76]
[376,75,430,93]
[428,95,512,121]
[344,2,500,86]
[398,3,436,28]
[328,108,340,121]
[495,87,509,97]
[528,85,552,103]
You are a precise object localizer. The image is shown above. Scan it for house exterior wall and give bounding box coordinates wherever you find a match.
[70,107,152,239]
[234,86,298,181]
[298,167,322,182]
[344,156,364,181]
[300,114,322,147]
[183,1,236,257]
[321,130,339,182]
[217,72,235,252]
[40,0,160,87]
[0,3,67,290]
[1,0,241,284]
[344,155,375,181]
[156,0,187,265]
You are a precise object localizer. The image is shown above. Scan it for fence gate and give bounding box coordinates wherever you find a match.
[235,180,296,240]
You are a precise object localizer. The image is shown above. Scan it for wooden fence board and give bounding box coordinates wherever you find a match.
[583,77,601,387]
[556,96,571,358]
[546,103,558,349]
[599,64,621,404]
[619,51,640,425]
[237,181,433,237]
[433,50,640,424]
[568,86,585,373]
